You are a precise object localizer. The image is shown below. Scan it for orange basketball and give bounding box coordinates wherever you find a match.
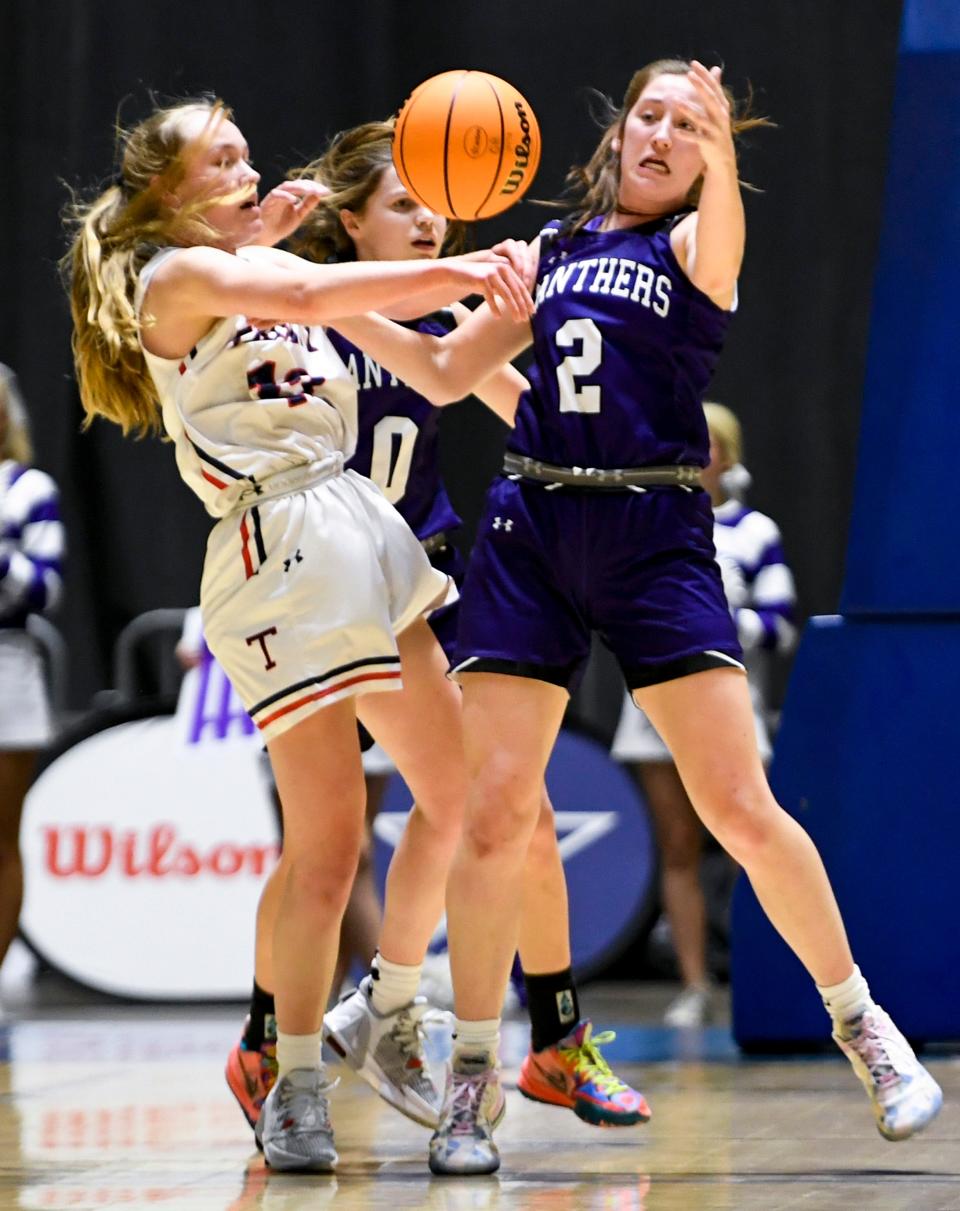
[394,70,541,221]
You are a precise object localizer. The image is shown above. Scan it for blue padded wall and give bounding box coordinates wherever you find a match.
[732,617,959,1045]
[842,5,960,614]
[733,0,960,1046]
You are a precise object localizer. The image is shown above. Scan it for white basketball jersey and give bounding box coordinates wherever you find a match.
[137,248,358,518]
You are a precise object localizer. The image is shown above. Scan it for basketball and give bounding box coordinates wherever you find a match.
[393,70,541,221]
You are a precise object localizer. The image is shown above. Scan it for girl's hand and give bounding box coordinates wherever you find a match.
[675,61,737,176]
[256,179,331,247]
[447,252,534,322]
[462,240,537,293]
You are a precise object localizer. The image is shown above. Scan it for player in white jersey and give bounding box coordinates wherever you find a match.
[63,97,532,1173]
[612,402,797,1026]
[0,364,65,988]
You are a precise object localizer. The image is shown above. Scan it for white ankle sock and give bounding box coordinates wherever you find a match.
[276,1029,323,1079]
[817,964,873,1033]
[453,1018,501,1067]
[369,952,422,1015]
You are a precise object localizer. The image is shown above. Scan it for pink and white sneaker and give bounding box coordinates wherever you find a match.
[834,1005,942,1141]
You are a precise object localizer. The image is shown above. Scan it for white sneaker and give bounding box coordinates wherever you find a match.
[663,985,712,1029]
[834,1005,943,1141]
[255,1067,338,1171]
[322,976,442,1127]
[428,1053,506,1176]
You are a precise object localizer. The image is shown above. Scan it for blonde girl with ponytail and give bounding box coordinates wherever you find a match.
[63,97,533,1174]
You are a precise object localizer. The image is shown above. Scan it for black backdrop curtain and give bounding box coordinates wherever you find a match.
[0,0,902,706]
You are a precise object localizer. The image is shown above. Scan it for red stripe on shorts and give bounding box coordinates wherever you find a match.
[239,513,255,580]
[255,670,401,730]
[201,468,228,489]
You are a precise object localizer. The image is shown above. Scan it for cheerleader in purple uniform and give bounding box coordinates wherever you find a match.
[339,59,942,1174]
[0,365,65,991]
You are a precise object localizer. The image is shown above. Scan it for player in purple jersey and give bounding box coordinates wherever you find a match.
[63,98,534,1173]
[226,120,648,1140]
[337,60,942,1174]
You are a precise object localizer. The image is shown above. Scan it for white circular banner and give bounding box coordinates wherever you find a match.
[20,660,279,999]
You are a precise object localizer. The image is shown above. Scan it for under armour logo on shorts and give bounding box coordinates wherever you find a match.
[283,549,303,573]
[492,516,513,532]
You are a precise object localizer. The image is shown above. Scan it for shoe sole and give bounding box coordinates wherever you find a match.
[428,1151,501,1176]
[517,1077,651,1127]
[262,1144,338,1172]
[322,1021,439,1129]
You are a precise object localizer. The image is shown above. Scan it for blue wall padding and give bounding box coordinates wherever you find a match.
[841,38,960,613]
[732,616,958,1045]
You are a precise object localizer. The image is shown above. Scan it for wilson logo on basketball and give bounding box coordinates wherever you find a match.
[43,824,279,879]
[501,102,533,195]
[463,125,488,158]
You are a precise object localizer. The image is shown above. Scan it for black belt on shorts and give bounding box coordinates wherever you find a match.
[502,452,702,491]
[421,530,451,555]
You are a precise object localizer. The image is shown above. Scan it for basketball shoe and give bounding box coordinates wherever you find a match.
[663,984,712,1029]
[517,1020,651,1126]
[226,1026,277,1131]
[322,976,442,1127]
[255,1066,338,1172]
[833,1005,942,1141]
[428,1053,506,1176]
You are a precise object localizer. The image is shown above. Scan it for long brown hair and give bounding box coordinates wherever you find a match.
[288,120,467,264]
[62,98,233,437]
[565,60,771,231]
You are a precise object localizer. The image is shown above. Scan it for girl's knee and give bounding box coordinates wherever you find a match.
[706,788,778,863]
[464,797,539,860]
[282,853,358,916]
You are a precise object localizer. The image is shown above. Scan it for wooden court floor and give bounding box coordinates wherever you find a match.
[0,987,957,1211]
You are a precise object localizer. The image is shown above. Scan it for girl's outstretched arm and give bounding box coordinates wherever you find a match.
[146,244,532,341]
[333,303,533,407]
[447,300,526,425]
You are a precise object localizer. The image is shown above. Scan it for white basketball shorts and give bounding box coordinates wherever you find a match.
[200,469,447,743]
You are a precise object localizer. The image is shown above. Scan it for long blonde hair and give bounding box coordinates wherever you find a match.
[0,364,34,464]
[62,98,233,438]
[704,400,743,465]
[288,120,467,264]
[565,59,771,231]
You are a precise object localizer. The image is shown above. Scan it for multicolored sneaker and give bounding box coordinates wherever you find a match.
[518,1020,651,1127]
[833,1005,943,1141]
[322,976,442,1128]
[255,1066,338,1172]
[428,1054,506,1176]
[226,1028,278,1131]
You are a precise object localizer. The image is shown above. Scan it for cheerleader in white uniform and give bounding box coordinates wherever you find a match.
[63,97,531,1172]
[612,401,796,1025]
